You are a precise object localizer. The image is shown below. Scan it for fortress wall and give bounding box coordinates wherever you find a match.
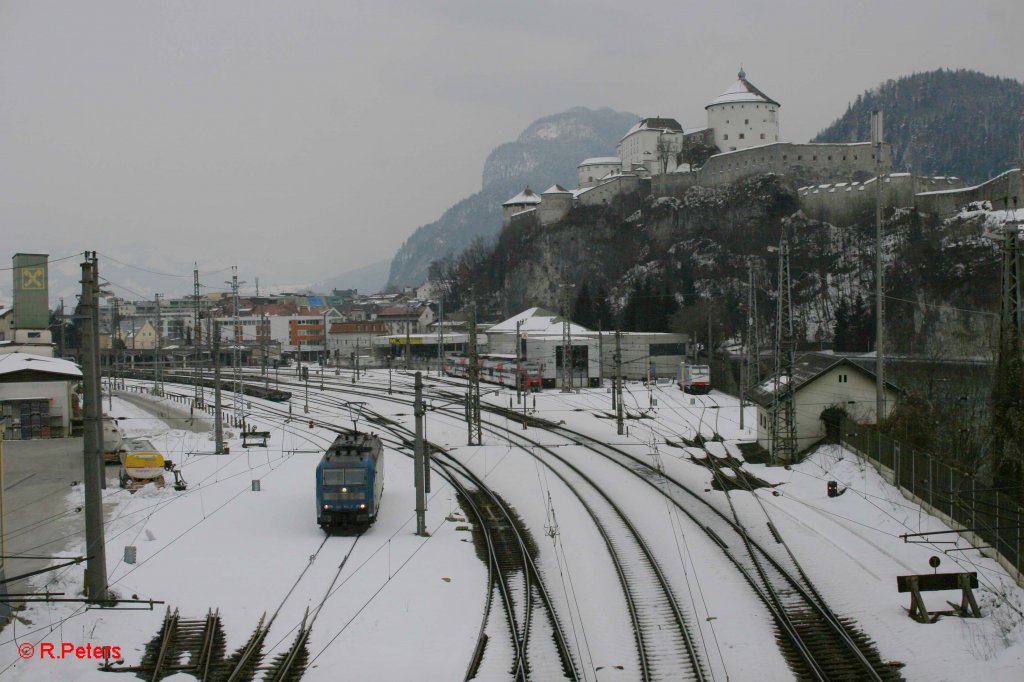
[915,168,1023,216]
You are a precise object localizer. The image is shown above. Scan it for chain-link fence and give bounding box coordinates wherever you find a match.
[839,414,1023,584]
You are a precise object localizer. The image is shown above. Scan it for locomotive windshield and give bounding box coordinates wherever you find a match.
[323,468,367,485]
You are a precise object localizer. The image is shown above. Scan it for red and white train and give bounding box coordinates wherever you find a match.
[444,354,544,391]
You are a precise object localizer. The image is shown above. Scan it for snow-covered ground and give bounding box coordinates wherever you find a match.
[2,373,1022,681]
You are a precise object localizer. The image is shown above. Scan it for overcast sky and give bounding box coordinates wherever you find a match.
[1,0,1023,303]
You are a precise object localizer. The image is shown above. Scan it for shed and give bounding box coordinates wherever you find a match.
[747,352,899,461]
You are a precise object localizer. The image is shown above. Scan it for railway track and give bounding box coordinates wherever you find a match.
[237,392,578,681]
[132,370,896,679]
[525,415,903,682]
[252,376,706,680]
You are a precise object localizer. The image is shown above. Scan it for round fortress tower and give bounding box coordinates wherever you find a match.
[706,68,780,153]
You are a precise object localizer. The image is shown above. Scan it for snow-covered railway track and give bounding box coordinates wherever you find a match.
[531,416,903,682]
[491,425,710,682]
[236,391,578,681]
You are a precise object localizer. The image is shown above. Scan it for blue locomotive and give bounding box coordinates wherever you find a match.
[316,432,385,532]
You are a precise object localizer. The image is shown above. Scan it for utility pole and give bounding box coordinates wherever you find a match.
[771,230,797,464]
[154,293,163,396]
[213,321,223,454]
[615,329,624,436]
[741,260,757,431]
[0,427,9,625]
[560,283,573,392]
[467,296,482,445]
[80,252,109,602]
[515,320,523,405]
[405,317,412,371]
[58,298,66,359]
[437,295,444,376]
[227,267,244,424]
[262,309,269,390]
[414,372,427,536]
[193,265,203,408]
[355,338,361,381]
[872,109,886,437]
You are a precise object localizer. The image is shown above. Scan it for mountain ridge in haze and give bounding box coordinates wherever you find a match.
[384,106,638,289]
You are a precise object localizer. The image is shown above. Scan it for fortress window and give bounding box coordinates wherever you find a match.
[843,156,847,161]
[760,133,766,139]
[744,119,749,124]
[783,155,788,160]
[797,155,802,161]
[828,155,832,161]
[723,134,729,140]
[813,155,818,161]
[854,155,858,160]
[739,133,745,139]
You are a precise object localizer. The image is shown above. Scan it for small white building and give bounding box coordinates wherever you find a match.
[748,353,899,461]
[0,353,82,440]
[577,157,623,188]
[705,68,780,153]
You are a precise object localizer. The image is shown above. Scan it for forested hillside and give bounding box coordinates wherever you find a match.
[814,69,1024,184]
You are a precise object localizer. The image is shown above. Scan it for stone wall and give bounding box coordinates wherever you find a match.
[538,193,573,225]
[915,168,1023,216]
[798,174,964,226]
[576,174,641,207]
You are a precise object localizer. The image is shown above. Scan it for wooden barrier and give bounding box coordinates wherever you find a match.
[896,572,980,623]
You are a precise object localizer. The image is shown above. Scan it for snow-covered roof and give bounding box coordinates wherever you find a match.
[502,188,542,206]
[747,352,897,407]
[487,307,591,335]
[0,308,11,318]
[706,69,780,109]
[579,157,621,167]
[0,352,82,378]
[621,117,684,140]
[542,184,572,194]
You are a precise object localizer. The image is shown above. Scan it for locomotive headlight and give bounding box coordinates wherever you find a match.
[323,504,329,509]
[359,504,366,509]
[341,487,348,493]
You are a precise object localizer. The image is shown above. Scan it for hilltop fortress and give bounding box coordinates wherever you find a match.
[503,70,1023,228]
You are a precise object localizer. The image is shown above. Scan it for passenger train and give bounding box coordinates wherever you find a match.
[316,432,385,533]
[679,362,711,394]
[444,354,543,391]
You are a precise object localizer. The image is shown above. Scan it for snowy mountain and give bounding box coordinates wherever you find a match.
[384,107,637,290]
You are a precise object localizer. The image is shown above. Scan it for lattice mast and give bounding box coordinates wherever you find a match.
[228,267,245,422]
[154,293,164,396]
[770,229,797,464]
[991,194,1023,492]
[467,294,482,445]
[193,265,203,408]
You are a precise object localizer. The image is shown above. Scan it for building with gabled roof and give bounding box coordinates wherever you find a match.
[0,352,82,439]
[747,352,899,460]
